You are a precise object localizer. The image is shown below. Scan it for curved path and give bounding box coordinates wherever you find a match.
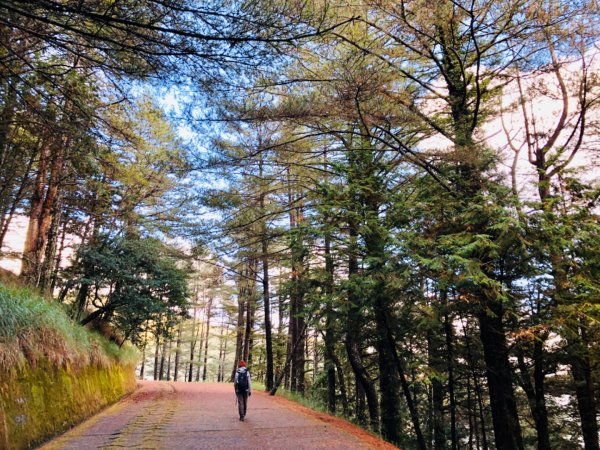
[40,381,397,450]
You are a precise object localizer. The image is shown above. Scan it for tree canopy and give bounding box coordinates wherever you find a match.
[1,1,599,449]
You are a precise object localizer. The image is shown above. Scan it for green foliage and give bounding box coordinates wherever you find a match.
[67,235,191,344]
[275,382,328,415]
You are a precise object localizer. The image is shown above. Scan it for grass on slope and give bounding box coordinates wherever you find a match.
[0,283,138,377]
[253,381,328,415]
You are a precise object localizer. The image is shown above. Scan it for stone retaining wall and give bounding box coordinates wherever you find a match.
[0,361,136,450]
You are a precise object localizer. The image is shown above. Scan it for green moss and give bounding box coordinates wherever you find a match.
[0,360,136,450]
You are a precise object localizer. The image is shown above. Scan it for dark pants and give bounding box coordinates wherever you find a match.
[236,392,248,418]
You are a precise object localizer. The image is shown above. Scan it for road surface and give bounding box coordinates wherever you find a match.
[40,381,397,449]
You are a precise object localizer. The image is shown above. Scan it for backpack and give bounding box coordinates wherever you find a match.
[236,369,249,393]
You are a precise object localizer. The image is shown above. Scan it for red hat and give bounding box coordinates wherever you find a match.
[239,360,246,367]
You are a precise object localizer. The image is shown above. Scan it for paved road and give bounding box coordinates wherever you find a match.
[40,381,397,450]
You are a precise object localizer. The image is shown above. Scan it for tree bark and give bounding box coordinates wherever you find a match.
[189,306,199,382]
[270,319,309,396]
[22,136,68,285]
[202,297,213,381]
[461,315,489,450]
[324,233,336,414]
[444,311,458,450]
[174,323,183,381]
[571,329,599,450]
[242,259,257,365]
[21,141,50,282]
[259,156,274,391]
[139,343,146,380]
[331,352,349,417]
[345,215,380,433]
[231,282,245,382]
[517,343,551,450]
[478,300,524,450]
[428,327,446,450]
[159,336,168,380]
[153,335,160,381]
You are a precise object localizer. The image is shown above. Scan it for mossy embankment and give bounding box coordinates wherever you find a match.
[0,282,139,450]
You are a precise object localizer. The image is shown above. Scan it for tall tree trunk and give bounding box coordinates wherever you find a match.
[259,156,274,391]
[440,30,525,446]
[355,378,367,428]
[515,288,550,448]
[276,282,286,380]
[444,310,458,450]
[261,233,274,389]
[166,338,173,381]
[270,319,310,396]
[231,281,246,382]
[345,219,379,432]
[217,316,225,382]
[159,337,168,380]
[173,323,183,382]
[466,377,476,450]
[154,335,160,381]
[311,328,319,384]
[39,191,62,292]
[189,306,199,382]
[22,137,68,285]
[195,319,204,382]
[285,296,294,391]
[529,46,598,445]
[375,304,404,446]
[428,328,446,450]
[139,344,146,380]
[220,322,230,382]
[517,343,551,450]
[323,233,336,414]
[0,83,20,240]
[242,259,257,365]
[331,352,349,417]
[461,316,489,450]
[287,167,305,394]
[478,300,524,450]
[354,134,404,446]
[388,330,426,450]
[21,141,50,282]
[289,249,305,392]
[202,297,213,381]
[570,327,599,450]
[49,210,68,293]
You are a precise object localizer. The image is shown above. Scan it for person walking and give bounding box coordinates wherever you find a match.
[234,360,252,421]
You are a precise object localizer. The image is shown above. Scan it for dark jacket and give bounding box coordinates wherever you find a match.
[234,367,252,394]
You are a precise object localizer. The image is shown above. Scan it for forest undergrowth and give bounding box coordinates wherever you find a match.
[0,279,138,379]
